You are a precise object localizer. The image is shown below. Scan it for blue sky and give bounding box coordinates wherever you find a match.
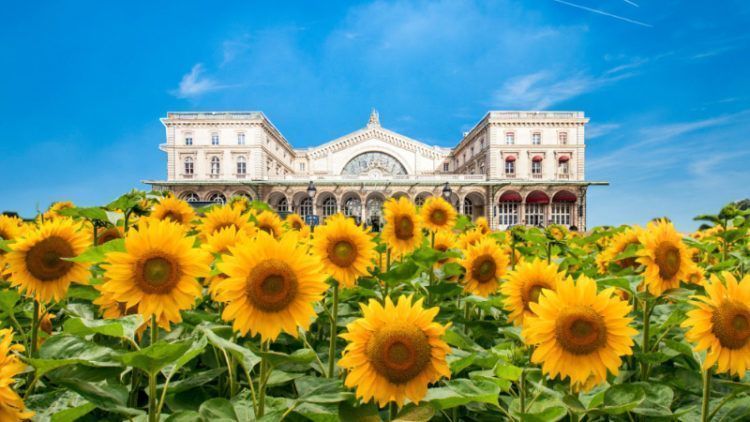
[1,0,749,230]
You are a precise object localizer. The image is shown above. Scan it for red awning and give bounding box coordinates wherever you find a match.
[532,155,543,162]
[499,191,522,202]
[558,156,570,163]
[552,191,577,202]
[526,191,550,204]
[505,156,516,162]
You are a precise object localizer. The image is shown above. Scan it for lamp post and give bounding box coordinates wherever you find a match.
[307,180,317,199]
[441,182,452,201]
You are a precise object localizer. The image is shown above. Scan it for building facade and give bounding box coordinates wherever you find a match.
[144,110,606,230]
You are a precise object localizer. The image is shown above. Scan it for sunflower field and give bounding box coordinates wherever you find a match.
[1,191,750,422]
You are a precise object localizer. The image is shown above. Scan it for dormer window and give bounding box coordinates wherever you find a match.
[211,133,220,145]
[505,132,515,145]
[532,132,541,145]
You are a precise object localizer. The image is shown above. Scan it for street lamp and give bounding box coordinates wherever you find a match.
[306,180,317,199]
[441,182,452,201]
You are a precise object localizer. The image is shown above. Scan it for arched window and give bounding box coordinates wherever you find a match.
[299,198,313,217]
[415,195,428,207]
[276,198,289,212]
[525,191,549,226]
[237,156,247,177]
[463,198,473,216]
[322,197,337,217]
[344,197,361,217]
[551,191,576,226]
[184,157,194,176]
[498,191,521,226]
[208,192,226,204]
[182,192,199,202]
[210,157,220,177]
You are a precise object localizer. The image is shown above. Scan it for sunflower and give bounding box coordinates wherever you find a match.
[255,211,284,238]
[6,219,91,303]
[457,228,484,250]
[420,197,457,232]
[433,230,457,269]
[523,275,637,392]
[41,201,75,221]
[637,220,694,296]
[0,215,22,241]
[0,329,34,421]
[475,216,490,234]
[339,295,451,408]
[202,225,251,256]
[382,197,423,256]
[312,214,376,288]
[459,237,508,297]
[285,213,311,238]
[215,231,327,341]
[681,272,750,377]
[595,227,642,274]
[150,196,196,226]
[96,226,124,245]
[199,205,252,238]
[501,259,565,326]
[100,219,211,330]
[548,225,567,241]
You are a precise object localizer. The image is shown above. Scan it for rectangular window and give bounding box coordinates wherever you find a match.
[185,135,193,146]
[559,132,568,144]
[480,138,485,149]
[211,133,219,145]
[532,132,541,145]
[498,202,518,226]
[299,163,305,171]
[443,162,449,172]
[525,203,546,226]
[551,203,571,225]
[238,133,245,145]
[505,132,515,145]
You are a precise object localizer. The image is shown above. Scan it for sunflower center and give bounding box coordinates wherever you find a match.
[291,221,303,231]
[214,222,238,234]
[246,259,298,312]
[523,283,547,310]
[135,256,181,294]
[555,307,607,355]
[471,255,497,283]
[394,215,415,240]
[435,245,449,264]
[161,211,182,223]
[366,323,431,384]
[258,223,275,235]
[328,240,358,268]
[0,229,8,240]
[24,236,75,281]
[654,242,681,280]
[711,301,750,350]
[430,209,447,226]
[97,228,122,245]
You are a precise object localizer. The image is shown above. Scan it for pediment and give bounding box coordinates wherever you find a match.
[306,126,448,160]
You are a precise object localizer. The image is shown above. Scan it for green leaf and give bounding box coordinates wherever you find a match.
[199,398,238,421]
[65,238,125,263]
[394,403,436,421]
[31,335,120,376]
[258,348,316,367]
[162,335,208,377]
[0,289,20,314]
[117,340,192,376]
[63,314,143,341]
[295,402,340,422]
[338,401,381,422]
[165,411,202,421]
[26,390,96,422]
[158,368,226,394]
[198,325,261,372]
[443,328,481,351]
[600,384,646,415]
[52,403,97,422]
[295,376,352,404]
[494,363,523,381]
[425,379,501,409]
[58,206,109,222]
[631,383,673,417]
[379,260,421,285]
[519,406,567,422]
[57,379,142,416]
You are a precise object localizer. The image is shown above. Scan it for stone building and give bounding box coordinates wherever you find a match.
[144,110,605,230]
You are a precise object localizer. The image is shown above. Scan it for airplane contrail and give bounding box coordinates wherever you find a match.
[551,0,652,27]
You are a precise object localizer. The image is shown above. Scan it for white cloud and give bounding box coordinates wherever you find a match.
[586,123,620,139]
[491,65,636,109]
[171,64,225,99]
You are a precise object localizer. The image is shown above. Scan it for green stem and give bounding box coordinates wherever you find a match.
[701,368,711,422]
[328,282,339,378]
[640,301,651,381]
[519,368,526,414]
[148,316,158,422]
[463,300,471,334]
[258,341,270,418]
[30,300,40,357]
[92,223,98,245]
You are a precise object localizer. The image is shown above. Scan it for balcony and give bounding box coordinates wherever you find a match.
[531,173,543,180]
[557,173,570,180]
[505,172,516,179]
[181,174,194,179]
